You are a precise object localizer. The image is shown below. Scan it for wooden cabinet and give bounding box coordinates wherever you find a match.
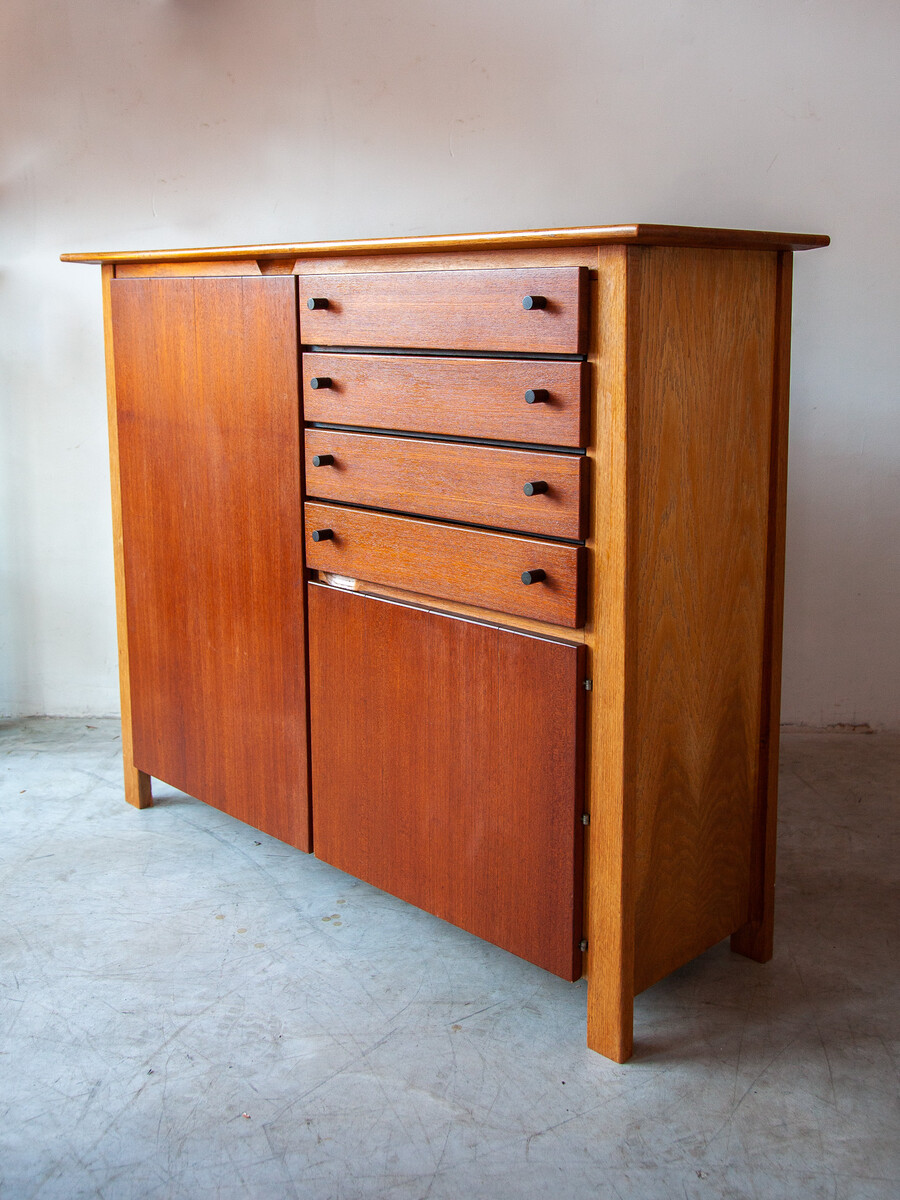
[63,222,828,1062]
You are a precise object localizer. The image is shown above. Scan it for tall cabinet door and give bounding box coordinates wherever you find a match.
[308,584,586,979]
[110,276,310,850]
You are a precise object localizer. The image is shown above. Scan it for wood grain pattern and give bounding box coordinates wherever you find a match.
[308,584,586,979]
[110,276,311,850]
[627,247,777,995]
[304,429,586,540]
[61,223,829,264]
[303,353,588,446]
[101,265,152,810]
[304,502,584,627]
[583,246,636,1062]
[297,268,588,354]
[731,251,794,963]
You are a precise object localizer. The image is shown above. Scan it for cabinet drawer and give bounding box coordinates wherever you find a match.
[303,353,588,447]
[304,429,586,540]
[304,502,584,627]
[298,267,588,354]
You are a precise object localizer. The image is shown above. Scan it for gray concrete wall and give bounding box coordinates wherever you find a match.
[2,0,898,725]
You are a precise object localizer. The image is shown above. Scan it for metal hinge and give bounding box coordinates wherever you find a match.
[583,679,593,691]
[579,939,588,953]
[581,812,590,826]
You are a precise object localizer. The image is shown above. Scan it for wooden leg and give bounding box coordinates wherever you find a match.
[731,710,780,962]
[731,911,773,962]
[730,723,779,962]
[587,948,634,1063]
[584,708,635,1060]
[732,253,793,966]
[125,765,153,810]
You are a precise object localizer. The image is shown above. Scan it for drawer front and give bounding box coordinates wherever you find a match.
[298,267,588,354]
[304,429,586,540]
[303,353,588,447]
[304,503,584,628]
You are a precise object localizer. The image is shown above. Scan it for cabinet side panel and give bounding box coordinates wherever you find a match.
[308,585,585,980]
[630,247,777,993]
[111,276,310,851]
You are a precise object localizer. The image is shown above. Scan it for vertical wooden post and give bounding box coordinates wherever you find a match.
[584,246,637,1062]
[731,251,794,961]
[101,264,152,809]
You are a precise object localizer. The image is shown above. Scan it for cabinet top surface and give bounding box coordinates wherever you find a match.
[61,223,829,264]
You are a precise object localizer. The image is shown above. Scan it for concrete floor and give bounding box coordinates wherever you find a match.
[0,721,897,1200]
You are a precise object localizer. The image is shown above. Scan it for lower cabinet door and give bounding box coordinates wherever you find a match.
[307,584,586,980]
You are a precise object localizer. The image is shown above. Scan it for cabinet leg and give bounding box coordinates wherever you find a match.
[124,764,152,810]
[586,947,634,1062]
[730,913,772,963]
[730,714,778,964]
[730,725,777,963]
[731,735,777,963]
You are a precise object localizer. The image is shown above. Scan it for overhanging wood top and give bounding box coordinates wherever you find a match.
[61,223,829,265]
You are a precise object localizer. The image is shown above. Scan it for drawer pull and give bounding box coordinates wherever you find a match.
[521,569,546,585]
[307,297,330,310]
[523,480,549,496]
[522,295,548,310]
[312,453,335,467]
[311,528,334,542]
[524,388,549,404]
[309,376,333,390]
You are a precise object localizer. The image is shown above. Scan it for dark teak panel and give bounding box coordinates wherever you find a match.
[308,585,586,979]
[110,276,310,850]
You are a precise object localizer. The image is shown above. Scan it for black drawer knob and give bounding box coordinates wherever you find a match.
[311,528,334,542]
[522,295,548,310]
[521,569,546,585]
[307,297,330,310]
[523,480,549,496]
[525,389,549,404]
[309,376,332,390]
[312,453,334,467]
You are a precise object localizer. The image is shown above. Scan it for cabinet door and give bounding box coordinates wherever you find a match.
[111,276,310,850]
[308,585,586,979]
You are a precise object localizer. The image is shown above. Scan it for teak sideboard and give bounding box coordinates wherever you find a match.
[62,223,828,1062]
